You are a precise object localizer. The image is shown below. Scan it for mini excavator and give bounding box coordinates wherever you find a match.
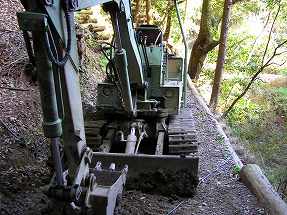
[17,0,199,214]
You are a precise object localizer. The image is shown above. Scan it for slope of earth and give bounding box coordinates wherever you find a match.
[118,92,265,215]
[0,1,104,214]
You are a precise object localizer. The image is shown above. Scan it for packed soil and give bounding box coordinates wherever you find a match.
[0,1,264,215]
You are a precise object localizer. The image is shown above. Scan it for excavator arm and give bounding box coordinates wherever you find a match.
[17,0,143,173]
[17,1,135,213]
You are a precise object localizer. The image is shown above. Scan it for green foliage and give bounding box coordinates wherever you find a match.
[232,0,262,20]
[171,5,185,44]
[206,48,218,63]
[225,84,287,182]
[232,164,241,175]
[215,135,225,144]
[227,96,262,125]
[272,87,287,115]
[224,34,258,73]
[209,0,223,38]
[273,87,287,97]
[207,33,260,76]
[267,166,287,185]
[153,0,169,18]
[279,68,287,75]
[152,0,186,44]
[263,0,282,8]
[99,54,108,72]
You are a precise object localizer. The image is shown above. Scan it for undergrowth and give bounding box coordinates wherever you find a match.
[226,82,287,186]
[198,67,287,189]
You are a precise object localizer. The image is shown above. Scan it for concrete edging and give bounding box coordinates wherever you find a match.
[240,164,287,215]
[186,75,243,169]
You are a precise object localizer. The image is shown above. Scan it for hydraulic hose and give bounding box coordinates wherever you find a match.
[44,10,72,67]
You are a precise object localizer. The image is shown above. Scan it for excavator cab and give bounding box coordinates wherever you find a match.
[136,24,163,46]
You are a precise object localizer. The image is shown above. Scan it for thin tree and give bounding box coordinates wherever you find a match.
[146,0,152,24]
[133,0,141,27]
[209,0,233,110]
[163,9,172,41]
[223,4,285,117]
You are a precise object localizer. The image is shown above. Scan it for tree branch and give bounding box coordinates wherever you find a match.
[232,0,245,4]
[206,40,220,52]
[268,60,287,67]
[0,86,29,91]
[223,4,284,118]
[262,4,281,66]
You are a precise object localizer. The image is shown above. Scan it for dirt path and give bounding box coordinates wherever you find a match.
[119,92,264,215]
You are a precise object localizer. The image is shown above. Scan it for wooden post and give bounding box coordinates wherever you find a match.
[240,164,287,215]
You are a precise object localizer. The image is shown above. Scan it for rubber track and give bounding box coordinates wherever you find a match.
[168,108,198,155]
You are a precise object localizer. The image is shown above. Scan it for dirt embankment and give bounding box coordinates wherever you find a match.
[0,1,104,214]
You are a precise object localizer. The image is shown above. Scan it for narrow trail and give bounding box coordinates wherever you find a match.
[120,91,264,215]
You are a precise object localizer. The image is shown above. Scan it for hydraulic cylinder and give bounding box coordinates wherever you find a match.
[125,127,137,154]
[33,33,63,138]
[17,12,62,138]
[114,49,134,113]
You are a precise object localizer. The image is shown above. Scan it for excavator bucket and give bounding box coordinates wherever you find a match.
[92,152,199,197]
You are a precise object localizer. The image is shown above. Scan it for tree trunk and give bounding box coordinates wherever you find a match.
[188,0,219,80]
[209,0,233,110]
[133,0,141,27]
[163,12,172,41]
[146,0,151,24]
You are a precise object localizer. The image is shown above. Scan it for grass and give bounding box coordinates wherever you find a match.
[225,84,287,186]
[215,135,225,145]
[273,87,287,97]
[279,68,287,76]
[233,164,241,175]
